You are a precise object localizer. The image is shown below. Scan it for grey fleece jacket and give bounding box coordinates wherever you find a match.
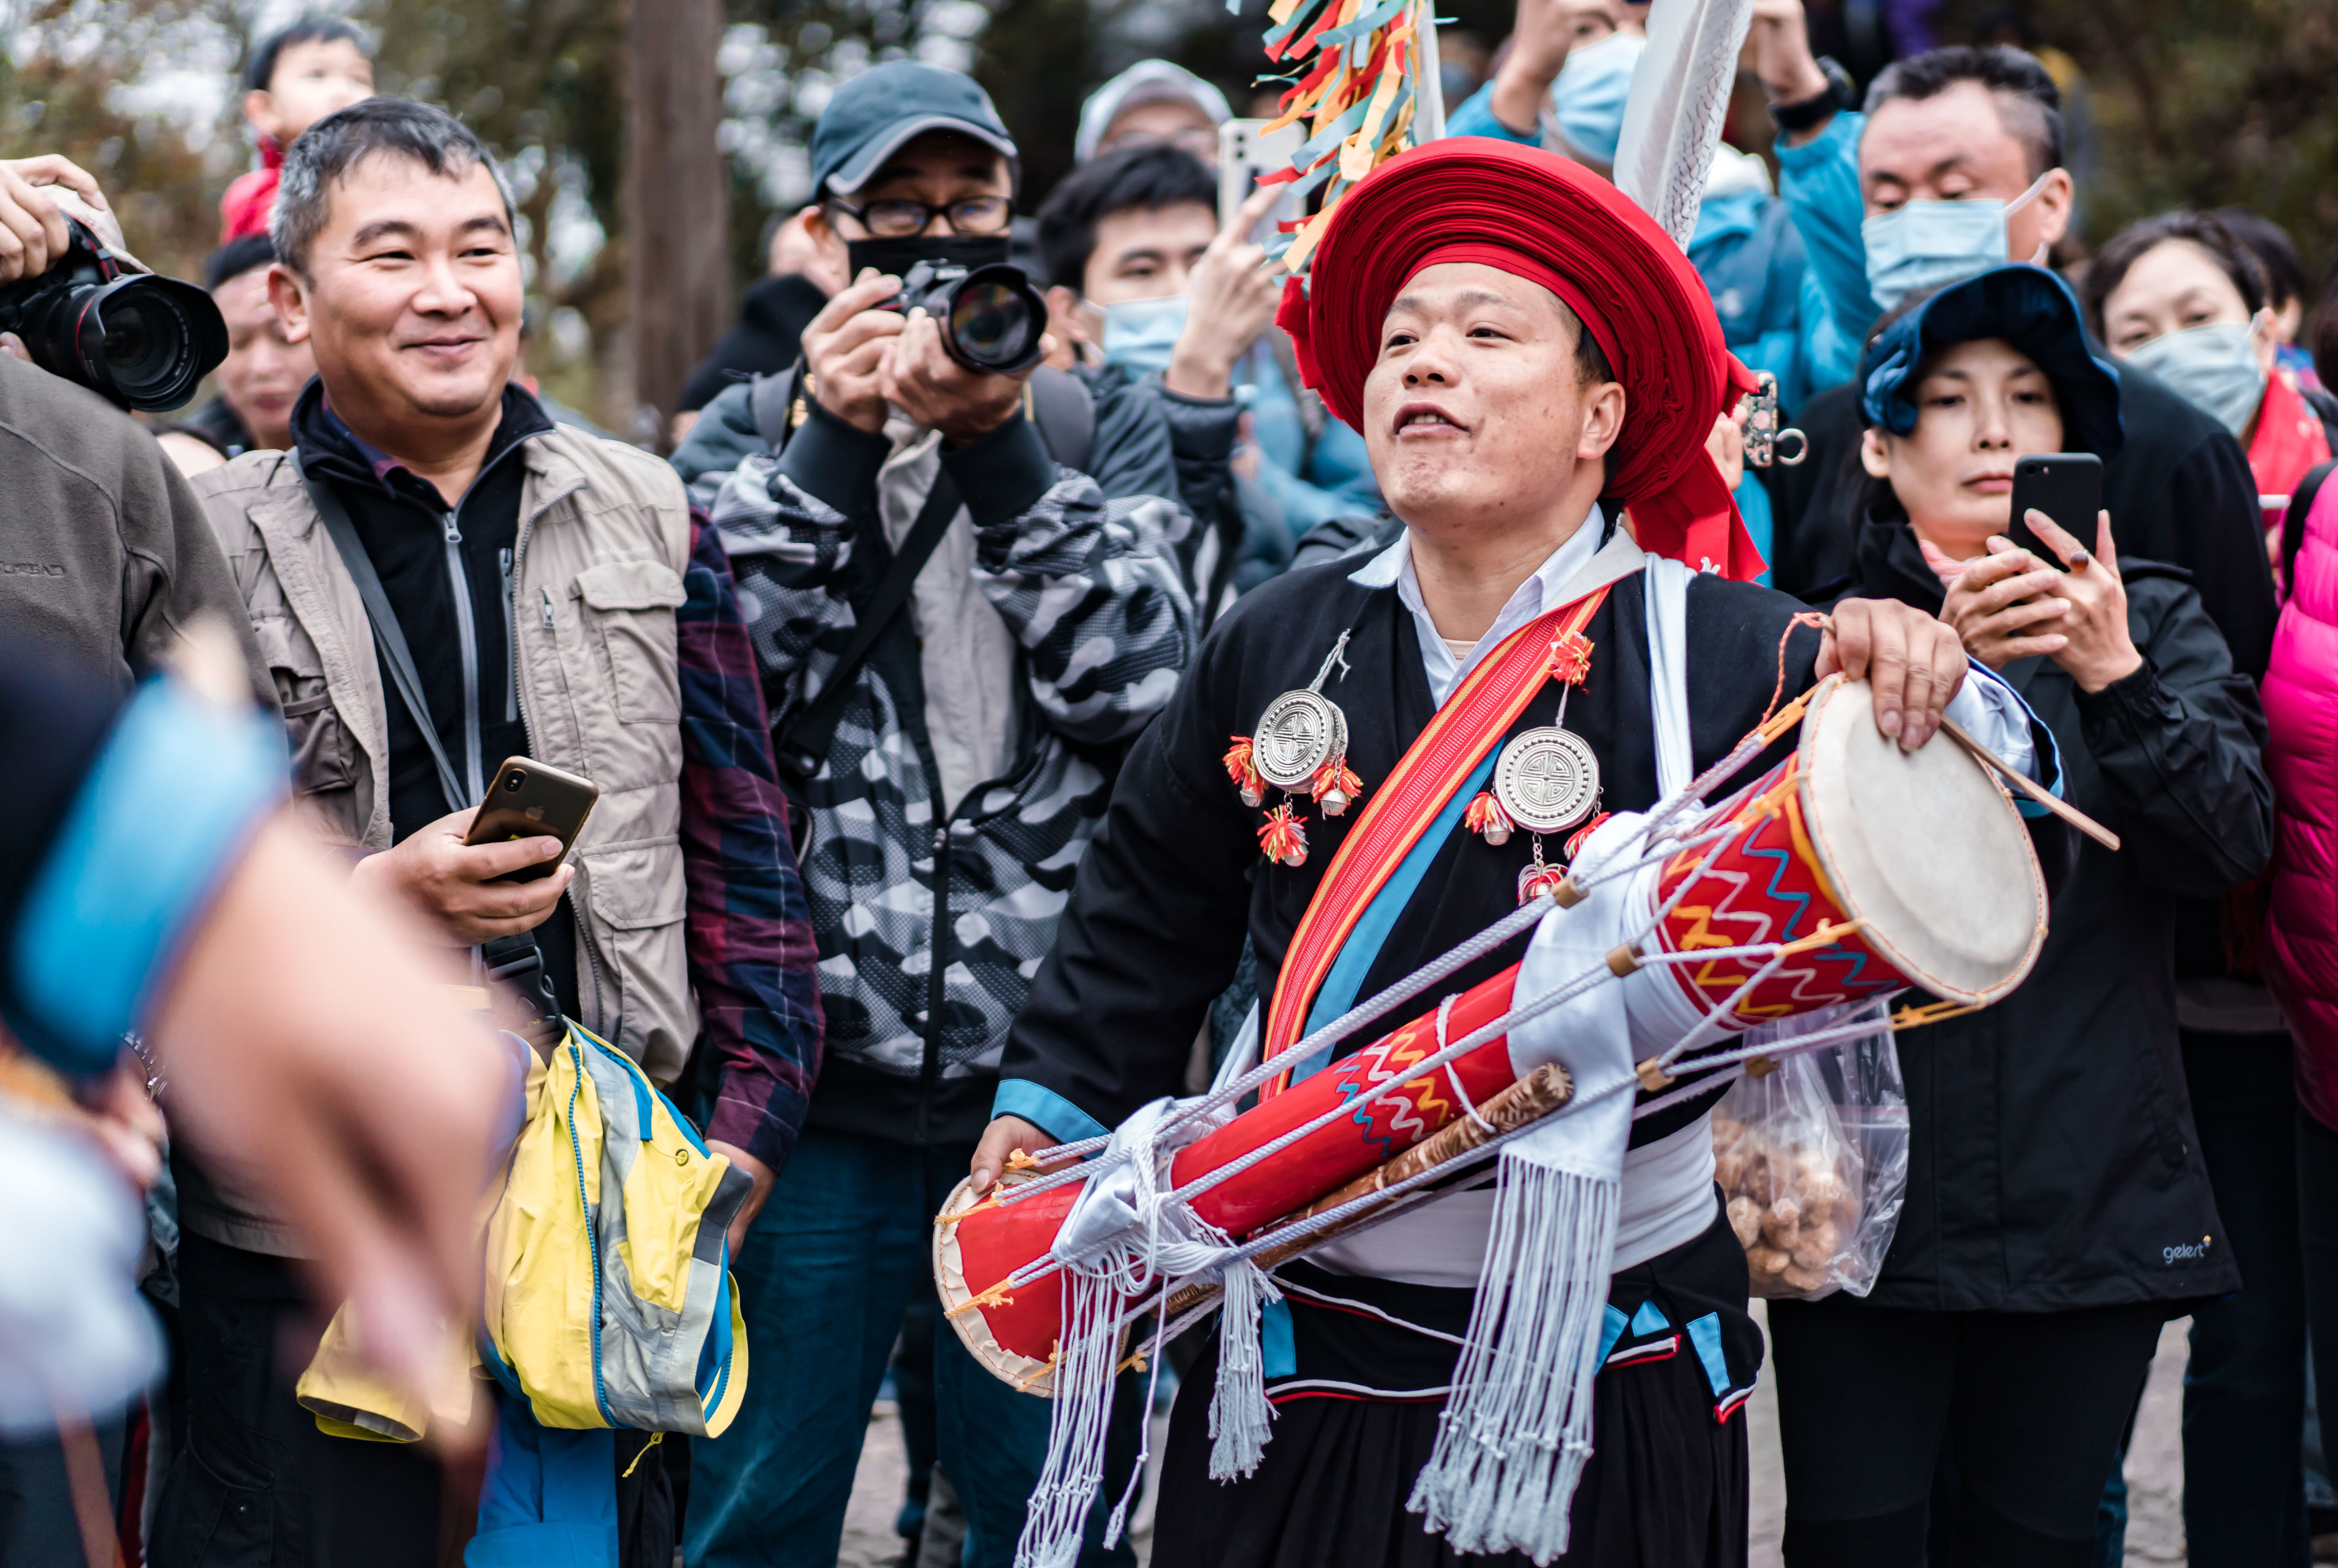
[0,356,269,700]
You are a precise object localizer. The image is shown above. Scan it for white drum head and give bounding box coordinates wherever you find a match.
[1799,677,2046,1004]
[933,1175,1064,1397]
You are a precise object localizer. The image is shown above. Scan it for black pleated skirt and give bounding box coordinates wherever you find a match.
[1149,1213,1757,1568]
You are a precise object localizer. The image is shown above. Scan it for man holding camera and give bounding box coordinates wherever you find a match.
[694,62,1192,1568]
[159,98,822,1562]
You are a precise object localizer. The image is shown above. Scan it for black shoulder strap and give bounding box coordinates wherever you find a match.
[296,453,469,817]
[298,454,561,1031]
[773,468,962,785]
[1026,366,1095,474]
[2287,459,2335,594]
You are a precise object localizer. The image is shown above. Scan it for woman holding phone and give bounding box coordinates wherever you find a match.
[1768,263,2275,1565]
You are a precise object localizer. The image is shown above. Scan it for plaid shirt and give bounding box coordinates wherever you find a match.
[679,510,824,1170]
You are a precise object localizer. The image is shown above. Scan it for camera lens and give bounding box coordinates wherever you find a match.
[505,772,526,792]
[99,292,168,385]
[938,265,1044,376]
[73,276,227,412]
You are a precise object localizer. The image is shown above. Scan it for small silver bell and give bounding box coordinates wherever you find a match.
[1319,786,1351,818]
[1282,845,1307,868]
[1240,784,1265,809]
[1482,819,1511,847]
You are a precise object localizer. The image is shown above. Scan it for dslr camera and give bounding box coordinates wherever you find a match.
[887,256,1047,376]
[0,216,227,411]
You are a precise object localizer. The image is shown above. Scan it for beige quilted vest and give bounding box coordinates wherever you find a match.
[194,428,699,1081]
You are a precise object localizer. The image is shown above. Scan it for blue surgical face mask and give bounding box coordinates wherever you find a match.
[1549,30,1645,166]
[2123,322,2266,436]
[1100,293,1188,376]
[1862,173,2050,314]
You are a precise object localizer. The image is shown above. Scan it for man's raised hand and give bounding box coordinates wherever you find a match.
[1819,596,1968,752]
[1166,185,1282,401]
[801,268,908,433]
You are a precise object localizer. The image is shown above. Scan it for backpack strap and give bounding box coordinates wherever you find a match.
[1025,366,1095,474]
[2286,460,2336,596]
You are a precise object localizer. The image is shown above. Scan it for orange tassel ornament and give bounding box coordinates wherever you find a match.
[1224,735,1266,808]
[1465,790,1514,846]
[1258,803,1309,867]
[1310,760,1363,818]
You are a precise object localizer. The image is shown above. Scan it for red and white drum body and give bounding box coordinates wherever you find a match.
[1635,674,2045,1027]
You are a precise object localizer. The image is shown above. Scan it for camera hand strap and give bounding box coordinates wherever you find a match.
[298,453,563,1038]
[775,468,962,786]
[296,454,470,818]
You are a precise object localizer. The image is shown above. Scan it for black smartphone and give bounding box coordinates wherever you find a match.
[464,757,599,882]
[2004,453,2104,571]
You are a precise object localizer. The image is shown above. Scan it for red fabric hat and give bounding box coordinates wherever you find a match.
[1276,138,1764,580]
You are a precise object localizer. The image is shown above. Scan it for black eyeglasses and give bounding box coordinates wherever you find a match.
[828,194,1012,239]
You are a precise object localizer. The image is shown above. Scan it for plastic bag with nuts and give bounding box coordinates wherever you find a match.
[1712,1003,1908,1301]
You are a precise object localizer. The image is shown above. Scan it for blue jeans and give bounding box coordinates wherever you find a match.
[687,1126,1139,1568]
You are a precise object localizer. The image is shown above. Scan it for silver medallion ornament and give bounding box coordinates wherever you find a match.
[1227,631,1363,865]
[1492,726,1601,834]
[1253,688,1348,792]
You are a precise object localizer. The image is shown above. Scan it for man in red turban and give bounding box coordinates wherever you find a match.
[971,139,2049,1565]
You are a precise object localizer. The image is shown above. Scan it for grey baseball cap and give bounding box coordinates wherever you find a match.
[810,62,1020,197]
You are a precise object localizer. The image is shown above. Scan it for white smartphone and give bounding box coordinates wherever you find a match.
[1218,119,1307,245]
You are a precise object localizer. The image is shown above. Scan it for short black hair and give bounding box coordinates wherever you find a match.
[2080,211,2267,341]
[1034,142,1217,291]
[204,232,277,292]
[274,98,514,277]
[2213,208,2306,312]
[245,15,370,95]
[1864,45,2064,181]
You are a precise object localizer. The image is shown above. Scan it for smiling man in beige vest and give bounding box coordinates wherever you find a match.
[158,98,822,1566]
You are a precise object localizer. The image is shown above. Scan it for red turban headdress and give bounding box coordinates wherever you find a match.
[1276,138,1764,580]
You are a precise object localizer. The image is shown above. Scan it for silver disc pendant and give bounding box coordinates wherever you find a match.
[1492,726,1601,834]
[1252,689,1349,791]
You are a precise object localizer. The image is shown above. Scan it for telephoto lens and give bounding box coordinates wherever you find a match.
[897,258,1047,376]
[0,219,227,412]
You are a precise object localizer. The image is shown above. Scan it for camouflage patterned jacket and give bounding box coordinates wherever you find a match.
[710,401,1194,1146]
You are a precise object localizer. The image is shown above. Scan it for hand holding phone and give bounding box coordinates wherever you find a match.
[2003,453,2103,571]
[464,758,598,882]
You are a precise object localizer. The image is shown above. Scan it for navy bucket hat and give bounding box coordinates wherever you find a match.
[1859,263,2124,459]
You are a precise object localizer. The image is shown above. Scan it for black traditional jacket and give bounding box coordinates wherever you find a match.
[1001,522,1919,1160]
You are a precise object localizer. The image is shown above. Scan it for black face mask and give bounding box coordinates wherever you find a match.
[844,233,1012,281]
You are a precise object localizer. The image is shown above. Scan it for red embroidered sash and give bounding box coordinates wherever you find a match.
[1260,583,1614,1094]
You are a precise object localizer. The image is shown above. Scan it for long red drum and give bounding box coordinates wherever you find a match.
[937,677,2047,1391]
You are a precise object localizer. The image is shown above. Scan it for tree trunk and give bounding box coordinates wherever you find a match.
[626,0,728,447]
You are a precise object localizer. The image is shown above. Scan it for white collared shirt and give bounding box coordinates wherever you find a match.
[1348,504,1608,709]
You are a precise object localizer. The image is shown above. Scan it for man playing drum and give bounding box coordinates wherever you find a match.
[973,140,2063,1566]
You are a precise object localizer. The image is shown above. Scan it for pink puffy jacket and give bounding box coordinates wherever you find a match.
[2268,478,2338,1128]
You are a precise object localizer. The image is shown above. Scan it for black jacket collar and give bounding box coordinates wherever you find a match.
[290,377,555,508]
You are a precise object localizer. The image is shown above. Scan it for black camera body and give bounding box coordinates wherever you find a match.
[846,234,1047,378]
[885,256,1047,376]
[0,218,227,411]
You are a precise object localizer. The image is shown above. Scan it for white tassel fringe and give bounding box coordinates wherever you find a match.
[1408,1156,1621,1565]
[1207,1254,1282,1479]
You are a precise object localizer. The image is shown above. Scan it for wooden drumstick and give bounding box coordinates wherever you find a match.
[1938,716,2121,853]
